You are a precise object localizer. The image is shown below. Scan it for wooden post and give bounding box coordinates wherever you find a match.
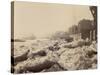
[90,30,92,41]
[93,30,95,41]
[79,33,81,39]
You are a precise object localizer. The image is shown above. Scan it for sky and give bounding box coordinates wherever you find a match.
[14,1,93,39]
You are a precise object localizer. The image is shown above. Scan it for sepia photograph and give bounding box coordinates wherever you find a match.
[11,1,97,74]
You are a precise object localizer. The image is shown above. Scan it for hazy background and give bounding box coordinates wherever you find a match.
[14,1,93,39]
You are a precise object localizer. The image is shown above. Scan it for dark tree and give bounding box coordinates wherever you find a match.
[89,6,97,40]
[68,25,78,34]
[78,19,93,40]
[78,19,93,33]
[89,6,97,22]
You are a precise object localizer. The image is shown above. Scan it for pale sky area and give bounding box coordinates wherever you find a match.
[14,1,93,39]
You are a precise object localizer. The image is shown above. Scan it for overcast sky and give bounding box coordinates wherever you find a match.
[14,1,93,39]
